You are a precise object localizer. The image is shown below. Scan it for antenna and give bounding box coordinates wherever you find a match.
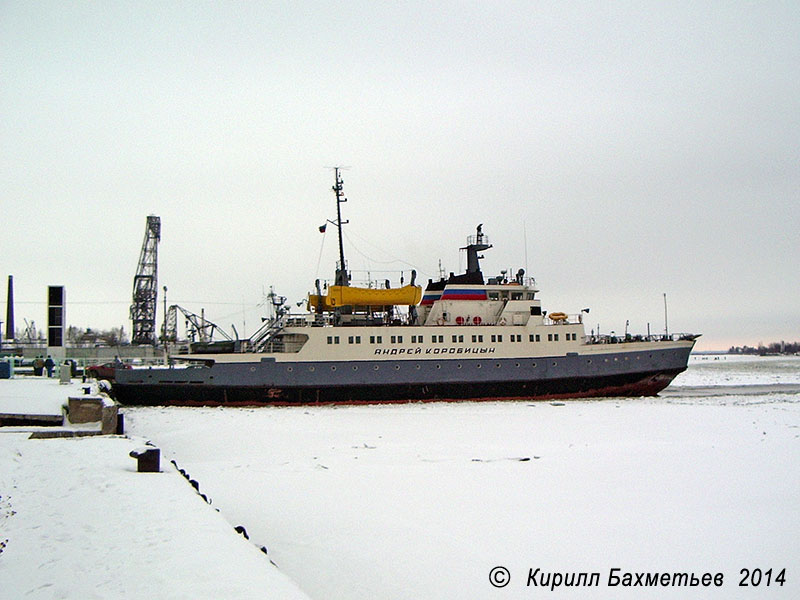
[330,167,350,287]
[523,222,529,281]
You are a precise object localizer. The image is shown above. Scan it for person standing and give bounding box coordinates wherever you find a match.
[44,355,55,377]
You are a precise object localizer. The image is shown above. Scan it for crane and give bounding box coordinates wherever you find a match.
[130,215,161,345]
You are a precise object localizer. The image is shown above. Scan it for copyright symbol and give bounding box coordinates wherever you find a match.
[490,566,510,588]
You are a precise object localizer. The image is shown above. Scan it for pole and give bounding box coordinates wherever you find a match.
[333,167,349,286]
[663,293,669,337]
[162,286,167,344]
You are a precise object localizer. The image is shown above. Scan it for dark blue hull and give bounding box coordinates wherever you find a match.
[112,345,693,406]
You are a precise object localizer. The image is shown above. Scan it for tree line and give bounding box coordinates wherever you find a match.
[727,341,799,355]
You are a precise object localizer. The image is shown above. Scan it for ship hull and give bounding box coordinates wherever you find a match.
[112,344,692,406]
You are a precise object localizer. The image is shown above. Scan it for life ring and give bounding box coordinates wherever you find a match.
[473,316,482,325]
[550,312,568,321]
[455,316,465,325]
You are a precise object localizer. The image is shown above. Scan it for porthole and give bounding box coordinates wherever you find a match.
[352,366,358,371]
[552,361,557,366]
[457,364,462,369]
[415,364,421,370]
[331,366,337,371]
[436,364,441,369]
[532,362,537,368]
[394,365,401,370]
[373,365,380,371]
[286,367,293,372]
[495,363,501,368]
[309,366,315,372]
[587,359,592,364]
[476,363,482,369]
[515,362,520,368]
[250,366,256,372]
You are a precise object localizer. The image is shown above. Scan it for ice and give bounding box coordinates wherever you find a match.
[2,356,798,598]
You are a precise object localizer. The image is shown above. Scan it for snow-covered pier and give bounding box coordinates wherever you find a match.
[0,377,310,599]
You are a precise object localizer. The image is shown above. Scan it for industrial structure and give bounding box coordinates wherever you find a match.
[162,305,231,345]
[130,216,161,345]
[5,275,14,342]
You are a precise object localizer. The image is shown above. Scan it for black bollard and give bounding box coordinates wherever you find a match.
[129,447,160,473]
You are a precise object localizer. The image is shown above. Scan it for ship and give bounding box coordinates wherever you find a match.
[112,170,699,406]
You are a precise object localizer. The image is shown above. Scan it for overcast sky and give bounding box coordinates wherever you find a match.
[1,2,798,351]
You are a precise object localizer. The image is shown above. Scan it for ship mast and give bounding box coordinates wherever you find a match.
[332,167,349,287]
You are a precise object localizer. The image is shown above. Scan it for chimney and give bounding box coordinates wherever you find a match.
[5,275,13,341]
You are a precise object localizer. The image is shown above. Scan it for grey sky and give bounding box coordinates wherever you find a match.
[1,2,798,350]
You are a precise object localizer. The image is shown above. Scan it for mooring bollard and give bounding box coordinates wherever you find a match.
[129,447,160,473]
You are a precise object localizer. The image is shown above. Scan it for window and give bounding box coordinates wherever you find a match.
[452,335,458,343]
[478,335,483,342]
[327,336,333,344]
[348,336,354,344]
[377,336,382,344]
[529,334,535,342]
[370,336,375,344]
[511,292,522,300]
[536,334,541,342]
[397,335,403,344]
[335,336,340,344]
[548,334,553,342]
[498,335,503,342]
[391,336,397,343]
[491,335,497,343]
[554,334,559,341]
[411,335,424,344]
[356,336,361,344]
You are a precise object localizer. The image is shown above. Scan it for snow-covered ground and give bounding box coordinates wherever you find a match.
[2,356,799,598]
[0,379,310,599]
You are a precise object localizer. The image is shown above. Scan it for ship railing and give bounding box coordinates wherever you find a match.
[586,333,699,345]
[248,314,288,352]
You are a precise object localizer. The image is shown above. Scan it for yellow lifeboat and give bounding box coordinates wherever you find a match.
[308,284,422,311]
[549,312,568,322]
